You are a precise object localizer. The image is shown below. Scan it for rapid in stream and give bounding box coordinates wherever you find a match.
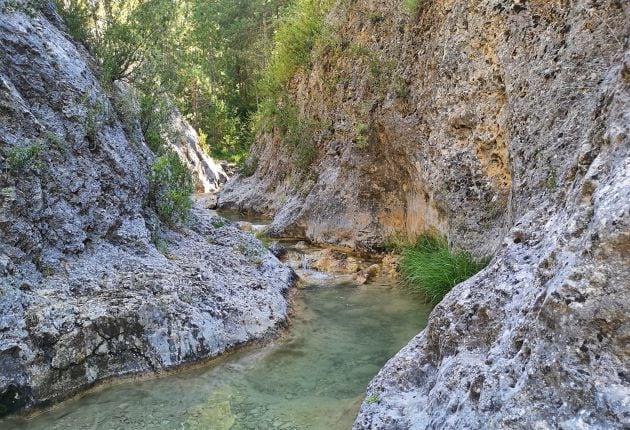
[2,239,430,430]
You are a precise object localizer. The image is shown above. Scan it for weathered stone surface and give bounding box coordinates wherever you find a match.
[164,105,229,193]
[220,0,628,256]
[220,0,629,428]
[0,3,293,415]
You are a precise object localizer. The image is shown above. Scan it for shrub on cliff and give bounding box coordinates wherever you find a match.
[403,0,422,13]
[6,141,44,171]
[261,0,334,95]
[400,234,488,303]
[149,152,193,225]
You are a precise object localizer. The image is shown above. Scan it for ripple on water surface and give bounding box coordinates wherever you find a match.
[2,281,430,430]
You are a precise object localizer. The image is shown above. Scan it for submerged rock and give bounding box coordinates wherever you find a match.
[310,248,362,274]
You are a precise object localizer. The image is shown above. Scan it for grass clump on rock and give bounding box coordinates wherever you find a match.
[400,233,488,304]
[6,141,44,171]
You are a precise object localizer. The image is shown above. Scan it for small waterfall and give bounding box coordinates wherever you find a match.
[301,253,310,270]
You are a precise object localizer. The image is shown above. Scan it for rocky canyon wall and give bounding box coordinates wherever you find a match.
[221,0,630,428]
[0,1,292,415]
[220,0,628,256]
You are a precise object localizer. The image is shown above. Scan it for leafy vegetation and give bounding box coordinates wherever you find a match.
[54,0,91,42]
[148,152,193,225]
[237,155,259,177]
[53,0,290,162]
[367,393,380,404]
[400,234,489,304]
[403,0,421,13]
[50,0,341,168]
[355,122,369,149]
[260,0,334,96]
[6,141,44,171]
[139,92,169,152]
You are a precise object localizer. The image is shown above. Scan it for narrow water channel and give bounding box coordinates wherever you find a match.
[3,280,429,430]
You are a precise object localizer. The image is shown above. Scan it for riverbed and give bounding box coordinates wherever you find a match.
[1,209,430,430]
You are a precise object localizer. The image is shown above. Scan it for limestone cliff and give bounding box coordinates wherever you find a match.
[221,0,630,428]
[0,2,292,415]
[220,0,628,255]
[164,105,229,193]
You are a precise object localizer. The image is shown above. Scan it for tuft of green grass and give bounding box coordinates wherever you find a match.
[211,218,228,228]
[255,231,271,248]
[355,122,369,149]
[6,141,44,171]
[367,393,380,404]
[400,234,488,304]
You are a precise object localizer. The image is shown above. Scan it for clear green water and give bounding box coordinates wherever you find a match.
[2,281,429,430]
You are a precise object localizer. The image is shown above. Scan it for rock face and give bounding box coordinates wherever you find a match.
[164,105,229,193]
[221,0,630,428]
[220,0,628,255]
[0,3,292,415]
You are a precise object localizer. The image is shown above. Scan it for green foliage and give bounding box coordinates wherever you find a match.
[211,218,228,228]
[54,0,332,162]
[152,227,170,256]
[348,42,372,58]
[403,0,421,13]
[256,98,318,171]
[46,132,69,153]
[382,233,408,253]
[261,0,334,95]
[55,0,91,42]
[547,166,557,189]
[254,231,271,248]
[6,141,44,171]
[139,93,169,153]
[400,234,489,304]
[149,152,193,225]
[56,0,278,161]
[1,0,42,17]
[237,155,259,177]
[292,142,317,171]
[367,394,380,404]
[368,11,384,25]
[355,122,369,149]
[393,75,410,99]
[84,98,111,147]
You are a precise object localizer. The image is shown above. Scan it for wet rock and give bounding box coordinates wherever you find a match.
[352,264,380,285]
[379,254,399,278]
[310,248,362,274]
[268,242,287,259]
[236,221,253,232]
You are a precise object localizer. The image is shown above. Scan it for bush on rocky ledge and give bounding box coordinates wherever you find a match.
[149,152,194,225]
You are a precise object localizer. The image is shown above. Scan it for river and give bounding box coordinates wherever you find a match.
[2,227,430,430]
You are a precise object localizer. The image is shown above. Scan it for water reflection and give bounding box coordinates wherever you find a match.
[2,282,429,430]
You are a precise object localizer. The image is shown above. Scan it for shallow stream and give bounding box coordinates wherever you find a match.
[2,221,430,430]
